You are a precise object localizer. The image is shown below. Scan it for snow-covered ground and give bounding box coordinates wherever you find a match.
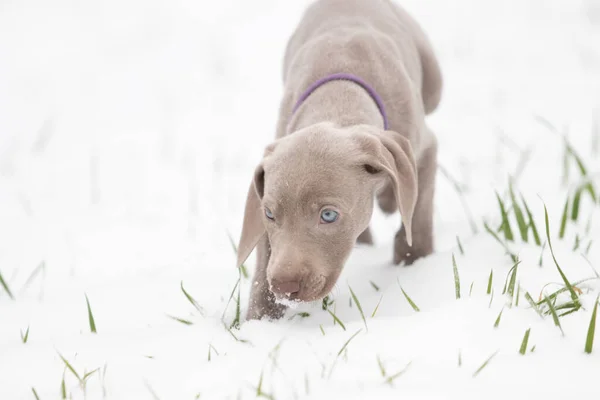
[1,0,600,398]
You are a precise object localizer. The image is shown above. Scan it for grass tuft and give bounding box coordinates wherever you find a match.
[452,253,461,300]
[519,328,531,355]
[85,294,97,334]
[585,295,599,354]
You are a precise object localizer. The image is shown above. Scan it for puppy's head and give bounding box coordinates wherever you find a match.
[236,123,417,303]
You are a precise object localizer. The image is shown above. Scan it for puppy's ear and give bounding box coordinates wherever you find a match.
[236,163,266,268]
[361,130,418,246]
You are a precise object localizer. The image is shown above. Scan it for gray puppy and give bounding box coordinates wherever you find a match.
[236,0,442,320]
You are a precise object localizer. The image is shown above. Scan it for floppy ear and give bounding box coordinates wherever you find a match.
[363,130,418,246]
[236,163,266,268]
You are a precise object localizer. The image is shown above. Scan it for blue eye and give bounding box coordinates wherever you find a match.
[265,207,274,220]
[320,209,339,223]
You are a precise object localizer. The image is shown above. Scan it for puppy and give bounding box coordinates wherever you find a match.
[236,0,442,320]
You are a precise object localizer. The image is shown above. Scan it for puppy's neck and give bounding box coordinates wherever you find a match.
[287,80,385,134]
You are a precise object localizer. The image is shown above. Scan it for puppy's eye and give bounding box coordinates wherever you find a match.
[265,207,275,220]
[320,209,339,223]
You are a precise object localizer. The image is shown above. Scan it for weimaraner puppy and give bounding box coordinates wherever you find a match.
[236,0,442,320]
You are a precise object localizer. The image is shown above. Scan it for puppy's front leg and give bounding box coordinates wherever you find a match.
[394,141,437,265]
[246,235,287,320]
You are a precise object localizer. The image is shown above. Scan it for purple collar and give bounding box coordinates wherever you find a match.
[291,72,389,130]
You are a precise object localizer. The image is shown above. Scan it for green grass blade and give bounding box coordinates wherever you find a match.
[521,195,541,246]
[21,326,30,343]
[559,196,569,238]
[401,287,420,312]
[377,355,386,377]
[472,351,499,378]
[484,222,518,262]
[226,231,248,279]
[0,269,15,300]
[452,253,461,299]
[585,295,599,354]
[494,308,504,328]
[61,373,66,399]
[543,202,580,306]
[31,387,40,400]
[327,309,346,331]
[348,285,368,331]
[385,361,412,385]
[509,181,528,241]
[180,281,203,313]
[487,270,493,295]
[167,315,193,325]
[545,296,564,336]
[519,328,531,355]
[85,294,97,334]
[496,191,514,241]
[456,236,464,255]
[524,292,543,317]
[369,281,380,291]
[337,329,362,357]
[571,188,582,221]
[58,353,82,382]
[371,295,384,318]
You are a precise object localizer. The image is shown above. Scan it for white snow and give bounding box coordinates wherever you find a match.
[1,0,600,399]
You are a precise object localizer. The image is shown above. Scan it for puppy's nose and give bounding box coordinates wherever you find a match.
[271,279,300,296]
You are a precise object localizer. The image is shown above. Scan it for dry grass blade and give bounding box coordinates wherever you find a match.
[0,269,15,300]
[452,253,461,299]
[585,295,599,354]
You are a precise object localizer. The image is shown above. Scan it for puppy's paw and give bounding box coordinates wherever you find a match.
[393,228,433,266]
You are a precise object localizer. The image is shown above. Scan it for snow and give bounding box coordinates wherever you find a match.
[1,0,599,399]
